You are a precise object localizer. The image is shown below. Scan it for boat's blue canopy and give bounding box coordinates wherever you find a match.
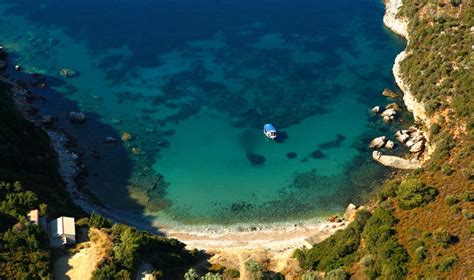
[263,124,276,132]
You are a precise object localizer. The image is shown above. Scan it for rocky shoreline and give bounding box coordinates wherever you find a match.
[370,0,436,170]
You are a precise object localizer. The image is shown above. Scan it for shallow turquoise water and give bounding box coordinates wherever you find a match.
[0,0,405,225]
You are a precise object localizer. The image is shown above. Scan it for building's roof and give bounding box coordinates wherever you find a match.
[51,216,76,236]
[27,209,39,225]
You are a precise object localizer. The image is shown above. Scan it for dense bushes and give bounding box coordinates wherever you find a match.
[396,179,438,209]
[89,220,198,279]
[361,206,408,279]
[294,210,371,272]
[0,181,51,279]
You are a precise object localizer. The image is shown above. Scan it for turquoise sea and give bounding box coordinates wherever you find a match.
[0,0,405,226]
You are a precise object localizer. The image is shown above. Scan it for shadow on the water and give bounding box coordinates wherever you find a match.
[6,56,160,233]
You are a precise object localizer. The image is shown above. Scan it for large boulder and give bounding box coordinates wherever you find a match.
[395,130,410,143]
[69,111,86,123]
[381,108,397,122]
[369,136,387,149]
[373,151,422,169]
[382,88,398,98]
[344,203,358,221]
[410,141,425,153]
[385,102,401,111]
[385,140,395,149]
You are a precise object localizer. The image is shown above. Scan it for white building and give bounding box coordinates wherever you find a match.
[49,216,76,248]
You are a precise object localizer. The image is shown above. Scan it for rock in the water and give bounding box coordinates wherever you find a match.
[371,106,380,114]
[41,115,54,126]
[69,111,86,123]
[381,108,397,118]
[385,102,401,111]
[104,137,117,143]
[382,88,398,98]
[0,60,6,70]
[381,108,397,123]
[405,139,415,148]
[14,65,21,71]
[286,152,297,159]
[373,151,422,169]
[369,136,387,149]
[246,153,266,165]
[410,141,425,153]
[311,150,326,159]
[60,68,78,78]
[395,130,410,143]
[121,132,132,142]
[385,140,395,149]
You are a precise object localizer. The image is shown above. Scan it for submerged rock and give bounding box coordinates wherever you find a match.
[104,137,117,143]
[286,152,297,159]
[311,150,326,159]
[246,153,266,165]
[369,136,387,149]
[41,115,54,126]
[60,68,78,78]
[121,132,132,142]
[68,111,86,123]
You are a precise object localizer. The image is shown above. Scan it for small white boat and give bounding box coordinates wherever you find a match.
[263,124,277,140]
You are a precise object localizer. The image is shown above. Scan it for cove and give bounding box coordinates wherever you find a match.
[0,0,405,226]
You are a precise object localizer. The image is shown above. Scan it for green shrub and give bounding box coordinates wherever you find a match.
[435,255,459,272]
[429,123,442,135]
[88,213,113,228]
[301,271,321,280]
[362,206,408,279]
[324,268,348,280]
[462,209,474,219]
[450,0,462,6]
[433,228,453,248]
[245,259,264,279]
[294,210,371,272]
[444,195,458,206]
[377,180,400,202]
[461,191,474,202]
[396,179,438,209]
[224,268,240,279]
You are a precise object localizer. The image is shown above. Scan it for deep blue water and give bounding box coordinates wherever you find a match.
[0,0,405,226]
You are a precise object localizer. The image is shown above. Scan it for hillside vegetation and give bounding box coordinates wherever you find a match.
[0,81,202,279]
[295,0,473,278]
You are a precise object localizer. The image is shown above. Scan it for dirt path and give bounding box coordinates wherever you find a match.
[53,228,111,280]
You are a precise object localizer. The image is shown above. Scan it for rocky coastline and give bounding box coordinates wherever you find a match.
[371,0,436,170]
